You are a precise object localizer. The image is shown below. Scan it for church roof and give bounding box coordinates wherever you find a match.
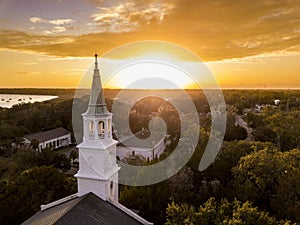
[24,127,70,143]
[22,192,145,225]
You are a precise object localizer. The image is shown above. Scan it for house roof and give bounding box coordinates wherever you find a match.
[22,193,146,225]
[24,127,70,143]
[117,129,164,148]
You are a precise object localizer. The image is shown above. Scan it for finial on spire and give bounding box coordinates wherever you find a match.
[94,53,98,69]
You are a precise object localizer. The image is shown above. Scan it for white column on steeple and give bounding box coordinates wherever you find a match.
[75,53,119,202]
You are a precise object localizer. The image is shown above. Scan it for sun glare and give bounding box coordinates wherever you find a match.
[96,41,211,90]
[103,61,195,89]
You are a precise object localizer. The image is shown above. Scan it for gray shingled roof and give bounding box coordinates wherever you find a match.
[22,193,144,225]
[24,127,70,143]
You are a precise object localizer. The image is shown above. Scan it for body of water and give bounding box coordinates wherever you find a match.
[0,94,58,108]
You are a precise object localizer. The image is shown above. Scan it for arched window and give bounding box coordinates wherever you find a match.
[88,121,94,140]
[89,121,94,133]
[98,121,105,139]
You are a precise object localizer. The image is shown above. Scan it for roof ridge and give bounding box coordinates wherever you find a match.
[40,193,79,211]
[22,193,83,225]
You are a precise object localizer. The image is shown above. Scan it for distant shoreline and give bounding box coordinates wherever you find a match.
[0,88,299,102]
[0,94,58,109]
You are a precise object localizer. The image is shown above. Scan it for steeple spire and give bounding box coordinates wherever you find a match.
[94,53,98,69]
[85,53,109,116]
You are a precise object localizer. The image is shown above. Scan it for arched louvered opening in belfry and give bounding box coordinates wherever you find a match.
[98,121,105,139]
[88,121,94,140]
[107,119,111,137]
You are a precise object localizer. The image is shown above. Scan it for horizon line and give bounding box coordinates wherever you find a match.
[0,87,300,91]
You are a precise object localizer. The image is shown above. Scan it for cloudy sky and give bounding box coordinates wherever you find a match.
[0,0,299,88]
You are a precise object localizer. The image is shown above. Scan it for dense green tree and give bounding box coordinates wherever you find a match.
[252,126,276,143]
[186,128,209,171]
[0,98,74,136]
[285,111,300,148]
[224,114,247,141]
[232,148,300,222]
[265,113,292,150]
[0,166,76,225]
[263,111,300,150]
[14,147,71,171]
[165,197,293,225]
[165,201,196,225]
[120,181,170,224]
[0,122,27,154]
[69,149,78,163]
[30,139,39,150]
[245,112,264,129]
[168,167,194,203]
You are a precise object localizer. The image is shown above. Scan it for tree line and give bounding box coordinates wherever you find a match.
[0,89,299,224]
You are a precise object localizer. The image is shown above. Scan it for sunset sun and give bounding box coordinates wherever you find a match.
[104,60,195,89]
[93,41,214,90]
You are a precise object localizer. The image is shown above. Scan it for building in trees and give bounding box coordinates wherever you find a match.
[23,127,71,150]
[22,54,152,225]
[116,129,166,160]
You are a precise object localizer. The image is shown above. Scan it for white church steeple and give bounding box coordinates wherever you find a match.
[75,54,119,202]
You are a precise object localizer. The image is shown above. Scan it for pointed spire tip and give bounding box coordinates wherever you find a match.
[94,53,98,69]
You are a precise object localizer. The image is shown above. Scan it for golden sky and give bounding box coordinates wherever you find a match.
[0,0,300,88]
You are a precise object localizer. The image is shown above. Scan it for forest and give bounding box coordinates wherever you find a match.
[0,89,299,225]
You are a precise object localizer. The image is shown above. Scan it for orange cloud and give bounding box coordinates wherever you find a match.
[0,0,299,61]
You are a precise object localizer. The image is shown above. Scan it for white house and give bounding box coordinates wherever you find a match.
[23,127,71,150]
[116,130,166,160]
